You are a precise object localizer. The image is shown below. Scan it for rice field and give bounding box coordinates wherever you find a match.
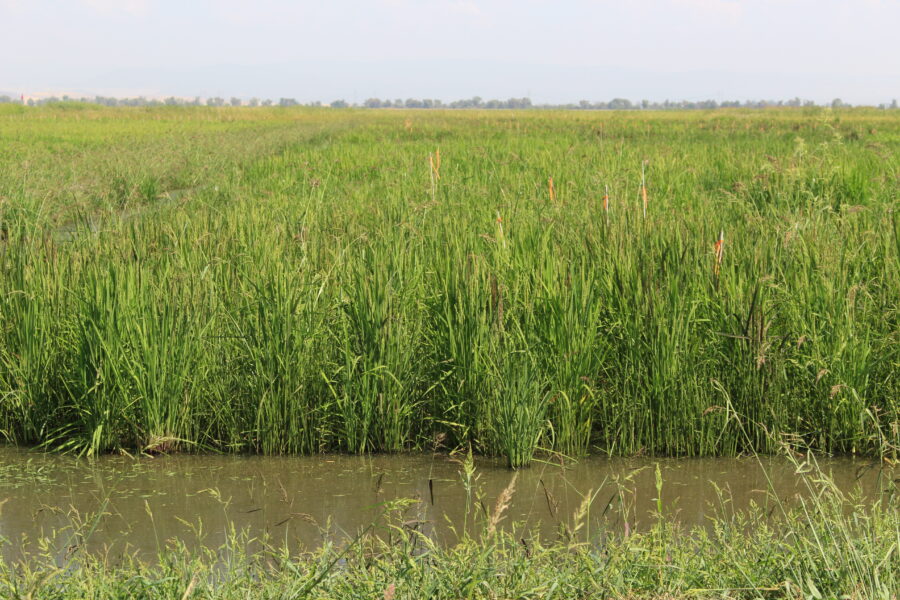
[0,104,898,466]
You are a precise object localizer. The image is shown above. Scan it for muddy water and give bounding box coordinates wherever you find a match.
[0,447,894,562]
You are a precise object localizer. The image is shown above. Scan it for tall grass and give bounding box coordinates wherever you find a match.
[0,105,897,465]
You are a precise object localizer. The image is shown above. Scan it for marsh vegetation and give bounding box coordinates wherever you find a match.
[1,105,897,466]
[0,104,898,598]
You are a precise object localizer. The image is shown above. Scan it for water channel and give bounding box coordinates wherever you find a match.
[0,447,894,563]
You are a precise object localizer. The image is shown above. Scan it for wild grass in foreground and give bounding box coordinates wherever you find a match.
[1,450,897,599]
[0,106,898,466]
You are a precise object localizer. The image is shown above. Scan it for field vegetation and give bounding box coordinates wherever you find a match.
[0,105,897,466]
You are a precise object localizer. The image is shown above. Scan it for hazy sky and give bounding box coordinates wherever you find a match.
[2,0,898,104]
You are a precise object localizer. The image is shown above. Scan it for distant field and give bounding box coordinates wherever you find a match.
[0,105,897,465]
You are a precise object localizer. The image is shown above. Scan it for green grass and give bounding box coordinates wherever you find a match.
[0,105,898,466]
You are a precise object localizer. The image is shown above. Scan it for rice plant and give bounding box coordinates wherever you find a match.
[0,105,896,466]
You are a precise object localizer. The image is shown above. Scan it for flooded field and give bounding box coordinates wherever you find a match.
[0,447,894,563]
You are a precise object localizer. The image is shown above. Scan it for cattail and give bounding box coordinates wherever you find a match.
[548,177,556,202]
[490,272,505,327]
[714,229,725,277]
[603,184,609,224]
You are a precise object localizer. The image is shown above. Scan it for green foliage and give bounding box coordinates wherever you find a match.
[0,106,898,464]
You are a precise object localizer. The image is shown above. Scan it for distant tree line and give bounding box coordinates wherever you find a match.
[1,94,898,110]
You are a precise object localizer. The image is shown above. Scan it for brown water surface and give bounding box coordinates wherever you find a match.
[0,447,893,562]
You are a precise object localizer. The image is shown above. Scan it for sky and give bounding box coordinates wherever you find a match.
[1,0,898,105]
